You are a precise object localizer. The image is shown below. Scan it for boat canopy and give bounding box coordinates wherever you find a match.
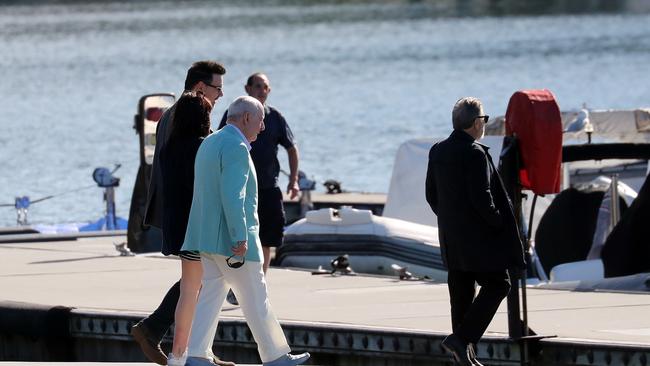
[382,136,504,227]
[487,108,650,144]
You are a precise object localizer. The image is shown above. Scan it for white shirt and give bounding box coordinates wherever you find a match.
[225,124,252,151]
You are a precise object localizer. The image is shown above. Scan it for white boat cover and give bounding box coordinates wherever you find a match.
[382,136,504,227]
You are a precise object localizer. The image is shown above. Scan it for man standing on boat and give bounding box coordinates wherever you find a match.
[132,60,235,366]
[218,73,299,299]
[425,97,525,366]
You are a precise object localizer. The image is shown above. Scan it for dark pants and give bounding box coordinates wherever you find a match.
[447,270,511,344]
[142,280,180,340]
[258,187,286,247]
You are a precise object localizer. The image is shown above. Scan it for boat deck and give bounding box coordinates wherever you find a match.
[282,192,387,223]
[1,235,649,365]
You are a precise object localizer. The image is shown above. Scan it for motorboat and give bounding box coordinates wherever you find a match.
[280,207,446,280]
[530,147,650,291]
[277,90,650,291]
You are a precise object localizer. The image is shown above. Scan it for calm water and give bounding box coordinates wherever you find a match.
[1,0,650,227]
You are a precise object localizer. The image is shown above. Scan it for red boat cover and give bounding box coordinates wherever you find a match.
[505,90,562,194]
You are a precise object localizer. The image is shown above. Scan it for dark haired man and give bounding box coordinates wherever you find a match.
[425,97,525,366]
[219,73,299,278]
[132,60,235,366]
[145,60,226,230]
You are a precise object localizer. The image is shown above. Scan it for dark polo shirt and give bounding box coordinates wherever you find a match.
[219,104,295,190]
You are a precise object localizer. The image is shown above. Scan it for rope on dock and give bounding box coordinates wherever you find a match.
[0,183,97,208]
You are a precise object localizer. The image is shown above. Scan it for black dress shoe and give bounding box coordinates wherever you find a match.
[468,343,484,366]
[441,334,472,366]
[131,321,166,365]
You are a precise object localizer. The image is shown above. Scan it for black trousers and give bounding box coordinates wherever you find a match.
[447,269,511,344]
[142,280,180,340]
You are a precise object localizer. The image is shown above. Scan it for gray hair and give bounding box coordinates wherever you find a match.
[452,97,483,130]
[226,96,264,122]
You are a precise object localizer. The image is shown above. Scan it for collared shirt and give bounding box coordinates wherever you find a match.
[224,124,251,151]
[219,104,295,190]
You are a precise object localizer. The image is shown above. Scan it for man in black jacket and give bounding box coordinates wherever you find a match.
[134,61,235,366]
[219,73,300,276]
[425,97,525,366]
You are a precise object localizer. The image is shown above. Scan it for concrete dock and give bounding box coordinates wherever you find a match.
[1,235,649,365]
[0,364,154,366]
[0,364,266,366]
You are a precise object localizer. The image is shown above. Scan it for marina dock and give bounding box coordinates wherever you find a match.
[1,235,649,365]
[0,364,269,366]
[0,364,163,366]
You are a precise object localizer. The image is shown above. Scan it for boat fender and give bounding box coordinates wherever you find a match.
[305,208,338,224]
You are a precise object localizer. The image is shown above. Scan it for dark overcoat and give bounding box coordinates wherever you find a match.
[425,130,525,272]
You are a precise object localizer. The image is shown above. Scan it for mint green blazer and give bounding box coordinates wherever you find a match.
[181,125,262,262]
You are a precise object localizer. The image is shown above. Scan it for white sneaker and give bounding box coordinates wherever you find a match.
[167,351,187,366]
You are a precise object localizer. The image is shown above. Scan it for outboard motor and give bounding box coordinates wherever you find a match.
[127,93,175,253]
[79,165,128,231]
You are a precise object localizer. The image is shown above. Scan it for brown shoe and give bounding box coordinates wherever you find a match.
[213,356,236,366]
[131,321,167,365]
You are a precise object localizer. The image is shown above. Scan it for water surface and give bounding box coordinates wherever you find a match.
[1,0,649,226]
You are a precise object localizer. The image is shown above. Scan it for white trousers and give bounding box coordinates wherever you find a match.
[187,253,291,363]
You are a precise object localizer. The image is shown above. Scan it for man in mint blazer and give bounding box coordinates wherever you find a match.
[182,105,261,262]
[182,96,310,366]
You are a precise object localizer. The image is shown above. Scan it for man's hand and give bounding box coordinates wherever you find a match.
[287,180,300,200]
[231,240,248,257]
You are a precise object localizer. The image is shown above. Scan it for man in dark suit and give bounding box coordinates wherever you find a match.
[133,60,234,366]
[425,97,525,366]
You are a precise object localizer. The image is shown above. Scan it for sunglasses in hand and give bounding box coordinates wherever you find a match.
[226,254,246,269]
